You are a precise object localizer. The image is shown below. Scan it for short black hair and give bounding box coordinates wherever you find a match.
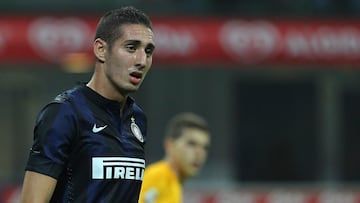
[165,112,210,139]
[94,6,153,49]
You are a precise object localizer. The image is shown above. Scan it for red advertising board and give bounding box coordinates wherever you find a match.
[1,15,360,66]
[184,188,360,203]
[2,185,360,203]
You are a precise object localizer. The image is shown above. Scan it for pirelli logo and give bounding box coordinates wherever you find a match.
[92,157,145,180]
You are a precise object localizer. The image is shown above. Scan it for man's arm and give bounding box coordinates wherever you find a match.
[20,171,57,203]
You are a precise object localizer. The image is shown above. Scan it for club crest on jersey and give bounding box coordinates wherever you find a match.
[131,117,144,142]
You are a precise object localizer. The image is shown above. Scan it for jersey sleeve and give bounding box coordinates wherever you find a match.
[25,101,78,179]
[139,167,167,203]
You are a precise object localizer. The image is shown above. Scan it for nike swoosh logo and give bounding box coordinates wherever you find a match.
[30,148,41,154]
[92,124,108,133]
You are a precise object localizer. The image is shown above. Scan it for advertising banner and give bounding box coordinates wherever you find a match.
[1,15,360,66]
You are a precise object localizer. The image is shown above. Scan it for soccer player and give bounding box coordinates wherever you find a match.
[20,6,155,203]
[139,112,211,203]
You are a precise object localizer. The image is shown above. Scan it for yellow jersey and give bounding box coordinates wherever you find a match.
[139,160,182,203]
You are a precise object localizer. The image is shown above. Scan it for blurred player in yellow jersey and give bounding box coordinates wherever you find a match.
[139,112,211,203]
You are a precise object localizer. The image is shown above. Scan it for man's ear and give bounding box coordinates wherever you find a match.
[93,38,106,63]
[164,137,173,153]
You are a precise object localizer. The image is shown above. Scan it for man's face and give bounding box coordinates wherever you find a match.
[104,24,155,94]
[171,128,210,179]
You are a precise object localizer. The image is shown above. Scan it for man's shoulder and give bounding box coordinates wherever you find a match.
[142,161,174,192]
[38,85,84,118]
[52,85,83,104]
[145,161,172,176]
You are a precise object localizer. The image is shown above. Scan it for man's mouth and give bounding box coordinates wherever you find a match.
[130,71,142,78]
[192,162,201,169]
[129,71,143,84]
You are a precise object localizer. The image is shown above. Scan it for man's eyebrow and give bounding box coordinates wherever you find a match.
[125,39,155,44]
[123,40,155,47]
[124,40,141,45]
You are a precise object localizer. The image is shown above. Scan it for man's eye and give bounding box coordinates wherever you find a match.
[186,140,197,147]
[145,48,154,57]
[126,45,136,52]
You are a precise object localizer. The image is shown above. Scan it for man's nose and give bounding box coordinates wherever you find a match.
[135,50,147,67]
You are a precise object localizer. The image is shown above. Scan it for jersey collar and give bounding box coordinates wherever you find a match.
[78,84,135,113]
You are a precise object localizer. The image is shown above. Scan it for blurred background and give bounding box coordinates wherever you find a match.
[1,0,360,202]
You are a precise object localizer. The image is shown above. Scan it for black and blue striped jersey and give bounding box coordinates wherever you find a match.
[25,84,147,203]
